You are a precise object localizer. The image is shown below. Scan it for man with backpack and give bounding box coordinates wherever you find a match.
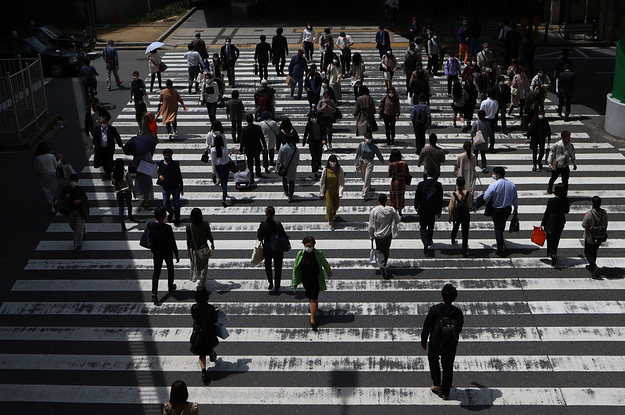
[582,196,608,279]
[410,94,431,155]
[421,284,464,400]
[414,166,444,256]
[448,177,471,257]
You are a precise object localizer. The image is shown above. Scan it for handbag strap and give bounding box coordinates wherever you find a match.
[284,145,297,170]
[190,222,204,250]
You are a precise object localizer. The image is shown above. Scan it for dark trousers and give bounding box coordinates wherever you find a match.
[419,212,436,247]
[474,150,487,169]
[205,102,217,125]
[428,348,456,397]
[353,85,361,100]
[215,163,229,201]
[427,54,439,74]
[152,253,175,294]
[225,62,235,86]
[495,103,508,132]
[188,66,201,92]
[231,119,242,142]
[548,166,570,191]
[531,140,545,168]
[486,118,496,149]
[584,241,601,269]
[446,74,458,95]
[307,89,316,107]
[558,94,572,117]
[414,123,426,154]
[340,48,351,74]
[374,234,393,269]
[383,114,396,144]
[116,190,132,224]
[264,250,283,287]
[150,72,162,91]
[492,206,512,252]
[274,54,286,75]
[282,177,294,198]
[309,140,323,172]
[378,45,388,58]
[320,117,333,144]
[303,42,314,61]
[246,152,262,180]
[546,228,563,256]
[451,217,469,254]
[258,60,269,81]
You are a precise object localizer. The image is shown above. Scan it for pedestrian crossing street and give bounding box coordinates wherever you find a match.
[1,49,625,413]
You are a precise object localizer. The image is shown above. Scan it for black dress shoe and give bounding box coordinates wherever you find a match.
[168,284,177,293]
[310,321,318,331]
[268,283,274,291]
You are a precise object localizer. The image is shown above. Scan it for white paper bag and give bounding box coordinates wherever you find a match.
[369,240,377,265]
[143,94,150,107]
[137,160,157,177]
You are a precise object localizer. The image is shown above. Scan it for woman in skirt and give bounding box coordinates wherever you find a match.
[190,287,219,383]
[186,208,214,289]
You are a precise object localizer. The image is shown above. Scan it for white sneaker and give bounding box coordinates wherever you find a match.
[328,144,332,150]
[168,134,173,140]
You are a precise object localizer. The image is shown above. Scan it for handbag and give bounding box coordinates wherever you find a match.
[159,62,167,72]
[333,107,343,122]
[265,222,291,252]
[286,75,292,86]
[200,151,209,164]
[509,212,520,233]
[147,112,158,134]
[277,146,296,177]
[253,62,258,75]
[251,242,264,265]
[473,129,485,146]
[369,239,377,265]
[215,322,229,339]
[228,158,239,173]
[191,223,212,260]
[453,165,460,177]
[531,226,546,246]
[140,223,153,249]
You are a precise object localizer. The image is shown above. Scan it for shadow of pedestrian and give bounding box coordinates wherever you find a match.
[458,381,504,410]
[204,279,242,294]
[206,357,251,383]
[316,308,356,328]
[330,369,360,415]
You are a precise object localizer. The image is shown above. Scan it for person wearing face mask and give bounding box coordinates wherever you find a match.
[353,86,377,137]
[476,43,493,72]
[301,23,316,62]
[506,58,519,87]
[60,174,88,252]
[376,25,391,58]
[276,129,299,202]
[388,149,411,216]
[461,59,479,83]
[92,114,122,179]
[320,154,345,230]
[303,113,326,178]
[220,38,239,87]
[547,130,576,194]
[369,193,400,278]
[426,34,441,75]
[328,58,342,104]
[526,109,551,171]
[478,166,518,256]
[444,52,461,97]
[292,236,333,331]
[156,79,188,140]
[530,67,551,106]
[510,66,530,117]
[350,53,366,100]
[317,91,337,150]
[305,65,322,109]
[379,87,400,145]
[313,78,336,108]
[319,28,334,73]
[157,149,184,226]
[184,44,203,94]
[129,71,147,109]
[200,72,220,126]
[288,49,308,100]
[355,132,385,201]
[336,31,353,76]
[380,49,398,90]
[211,52,223,80]
[523,85,543,131]
[272,27,289,76]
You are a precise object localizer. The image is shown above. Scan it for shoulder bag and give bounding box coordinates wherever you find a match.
[251,241,264,265]
[140,223,153,249]
[473,124,486,146]
[278,146,296,177]
[191,223,212,260]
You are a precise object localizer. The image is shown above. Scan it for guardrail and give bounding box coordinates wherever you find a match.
[0,56,48,142]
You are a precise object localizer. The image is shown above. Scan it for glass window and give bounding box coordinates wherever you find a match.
[41,25,64,39]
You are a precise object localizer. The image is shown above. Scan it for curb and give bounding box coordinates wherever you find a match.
[157,7,197,43]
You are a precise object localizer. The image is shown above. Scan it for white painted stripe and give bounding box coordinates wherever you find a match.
[42,221,625,233]
[1,300,623,316]
[13,278,625,293]
[1,326,623,343]
[76,204,625,217]
[32,238,624,252]
[1,385,623,406]
[79,189,625,201]
[23,256,624,271]
[2,354,623,372]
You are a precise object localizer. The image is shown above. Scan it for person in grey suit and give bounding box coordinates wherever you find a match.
[557,64,576,121]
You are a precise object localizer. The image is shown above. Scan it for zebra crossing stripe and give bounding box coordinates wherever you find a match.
[1,326,623,343]
[0,384,622,405]
[1,354,624,372]
[13,278,625,292]
[1,300,624,316]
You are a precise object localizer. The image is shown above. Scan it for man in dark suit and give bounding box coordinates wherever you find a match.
[220,38,240,87]
[79,58,98,103]
[254,35,272,82]
[272,27,289,76]
[92,114,122,178]
[239,114,267,183]
[493,75,511,134]
[558,64,576,120]
[414,166,444,256]
[85,98,110,138]
[375,25,391,58]
[147,207,180,304]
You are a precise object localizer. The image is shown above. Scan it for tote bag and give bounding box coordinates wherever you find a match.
[531,226,546,246]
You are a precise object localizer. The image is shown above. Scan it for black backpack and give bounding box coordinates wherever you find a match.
[589,210,608,243]
[431,316,459,350]
[453,192,470,223]
[415,104,428,127]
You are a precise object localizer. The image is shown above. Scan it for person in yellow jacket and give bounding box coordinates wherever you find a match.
[292,236,333,331]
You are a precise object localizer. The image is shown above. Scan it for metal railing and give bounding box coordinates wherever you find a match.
[0,56,48,142]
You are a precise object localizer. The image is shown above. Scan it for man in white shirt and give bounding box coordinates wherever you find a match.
[369,194,400,279]
[260,111,279,168]
[336,31,354,76]
[479,89,499,152]
[183,44,203,94]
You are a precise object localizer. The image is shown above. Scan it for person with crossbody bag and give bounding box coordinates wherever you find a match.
[448,177,472,257]
[471,110,490,173]
[276,137,299,202]
[582,196,608,278]
[186,208,215,289]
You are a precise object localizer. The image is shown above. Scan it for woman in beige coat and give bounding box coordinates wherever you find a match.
[510,66,530,117]
[156,79,187,140]
[454,140,477,200]
[353,86,376,136]
[147,50,162,92]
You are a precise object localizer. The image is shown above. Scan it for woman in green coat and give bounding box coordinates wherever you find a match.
[292,236,333,331]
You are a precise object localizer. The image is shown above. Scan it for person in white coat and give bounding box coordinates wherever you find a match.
[368,193,400,279]
[259,111,279,168]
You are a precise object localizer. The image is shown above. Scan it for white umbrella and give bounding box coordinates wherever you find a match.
[145,42,165,54]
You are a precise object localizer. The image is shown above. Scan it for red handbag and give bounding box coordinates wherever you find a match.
[531,226,546,246]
